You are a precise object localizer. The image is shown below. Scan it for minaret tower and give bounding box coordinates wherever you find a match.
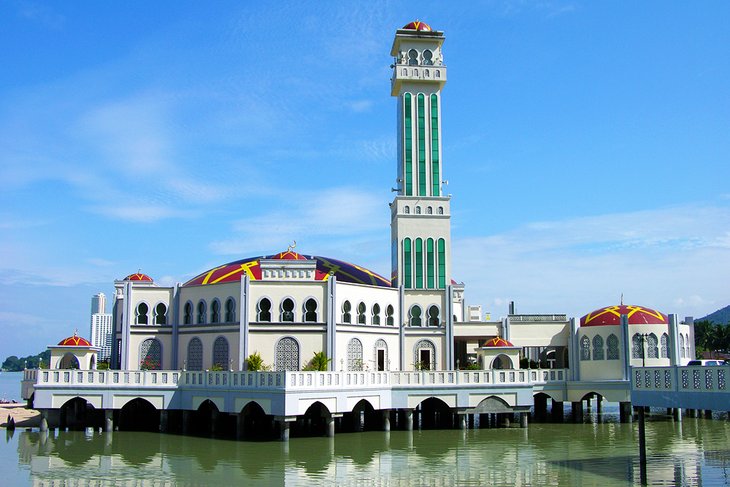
[390,21,450,290]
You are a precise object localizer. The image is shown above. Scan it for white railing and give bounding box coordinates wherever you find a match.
[633,365,730,394]
[28,367,567,392]
[33,369,179,388]
[509,314,568,322]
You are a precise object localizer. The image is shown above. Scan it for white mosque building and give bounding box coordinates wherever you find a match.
[101,20,694,383]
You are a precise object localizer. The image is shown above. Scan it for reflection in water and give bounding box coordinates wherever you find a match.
[6,416,730,486]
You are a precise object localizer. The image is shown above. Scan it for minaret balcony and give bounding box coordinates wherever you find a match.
[391,65,447,96]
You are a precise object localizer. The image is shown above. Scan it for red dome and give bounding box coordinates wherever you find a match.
[58,333,92,347]
[270,250,307,261]
[580,305,668,327]
[402,20,432,31]
[124,272,153,282]
[483,337,514,347]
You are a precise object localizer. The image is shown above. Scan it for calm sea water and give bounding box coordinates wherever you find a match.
[0,371,23,402]
[2,414,730,486]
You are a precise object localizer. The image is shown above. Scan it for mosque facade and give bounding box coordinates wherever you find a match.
[102,21,694,384]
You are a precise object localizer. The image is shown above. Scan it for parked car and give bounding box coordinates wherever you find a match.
[687,360,725,366]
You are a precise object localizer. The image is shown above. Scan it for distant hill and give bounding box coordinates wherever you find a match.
[698,305,730,325]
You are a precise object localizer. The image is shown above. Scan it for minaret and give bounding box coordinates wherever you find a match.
[390,21,451,290]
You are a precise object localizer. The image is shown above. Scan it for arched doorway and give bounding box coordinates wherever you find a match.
[239,401,271,440]
[118,398,159,432]
[418,397,452,429]
[491,354,513,370]
[58,353,80,369]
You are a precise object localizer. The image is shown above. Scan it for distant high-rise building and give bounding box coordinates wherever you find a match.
[90,292,113,362]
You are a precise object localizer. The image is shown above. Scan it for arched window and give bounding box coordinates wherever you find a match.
[428,305,440,327]
[210,300,221,323]
[187,338,203,371]
[372,304,381,325]
[408,49,418,65]
[212,336,229,369]
[225,298,236,322]
[197,300,206,324]
[386,305,394,326]
[422,49,433,65]
[140,338,162,370]
[347,338,363,371]
[257,298,272,322]
[135,303,149,325]
[304,298,317,322]
[58,353,80,369]
[357,302,367,324]
[647,333,659,359]
[680,334,686,358]
[607,334,619,360]
[404,206,410,214]
[183,302,193,325]
[438,206,443,215]
[580,335,590,360]
[414,340,435,370]
[281,298,295,322]
[592,335,604,360]
[409,305,422,327]
[415,206,421,214]
[374,339,388,371]
[660,333,669,358]
[684,333,690,358]
[154,303,167,325]
[426,206,433,214]
[632,334,643,359]
[275,337,299,371]
[342,300,352,323]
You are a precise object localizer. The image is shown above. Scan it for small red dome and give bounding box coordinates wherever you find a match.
[270,250,308,261]
[483,337,514,347]
[58,333,92,347]
[124,272,153,282]
[580,305,668,327]
[402,20,432,31]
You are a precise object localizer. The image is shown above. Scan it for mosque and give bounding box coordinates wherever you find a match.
[31,22,697,436]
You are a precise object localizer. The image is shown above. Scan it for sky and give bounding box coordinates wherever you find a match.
[1,1,729,360]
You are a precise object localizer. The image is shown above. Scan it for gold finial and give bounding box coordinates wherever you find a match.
[620,293,624,305]
[287,240,297,252]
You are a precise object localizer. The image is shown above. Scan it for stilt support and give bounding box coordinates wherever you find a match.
[104,409,114,433]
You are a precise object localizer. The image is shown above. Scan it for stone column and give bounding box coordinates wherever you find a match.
[327,416,336,437]
[382,411,391,432]
[182,410,191,435]
[571,401,583,423]
[159,410,168,433]
[39,410,48,432]
[459,414,467,430]
[551,401,564,421]
[405,409,414,431]
[279,420,291,442]
[236,413,246,440]
[673,408,683,422]
[520,412,529,428]
[104,410,114,433]
[619,401,633,423]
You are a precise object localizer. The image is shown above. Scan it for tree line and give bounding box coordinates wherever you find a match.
[1,350,51,371]
[693,320,730,357]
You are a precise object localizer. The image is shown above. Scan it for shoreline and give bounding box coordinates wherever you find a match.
[0,403,40,428]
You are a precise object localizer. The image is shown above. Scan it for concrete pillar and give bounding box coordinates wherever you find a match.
[551,401,564,421]
[596,395,603,415]
[182,410,191,435]
[104,410,114,433]
[468,413,475,429]
[159,410,168,433]
[40,411,48,432]
[500,413,510,428]
[619,401,633,423]
[279,420,291,442]
[520,412,528,428]
[210,410,219,437]
[459,414,467,430]
[236,413,246,440]
[673,408,683,422]
[327,417,336,437]
[382,411,391,432]
[405,410,414,431]
[571,401,583,423]
[687,408,696,418]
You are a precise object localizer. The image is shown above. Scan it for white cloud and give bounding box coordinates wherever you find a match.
[453,204,730,320]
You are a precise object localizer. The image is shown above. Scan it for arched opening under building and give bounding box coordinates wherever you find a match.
[59,397,99,430]
[118,398,159,432]
[417,397,452,429]
[239,401,272,440]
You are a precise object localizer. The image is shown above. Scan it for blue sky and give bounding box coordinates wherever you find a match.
[1,1,729,360]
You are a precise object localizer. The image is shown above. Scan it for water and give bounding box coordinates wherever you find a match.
[0,371,23,402]
[2,415,730,486]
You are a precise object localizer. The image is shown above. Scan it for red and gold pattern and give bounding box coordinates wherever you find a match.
[580,305,668,327]
[184,251,391,288]
[58,333,92,347]
[124,273,153,282]
[402,20,432,31]
[482,337,514,347]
